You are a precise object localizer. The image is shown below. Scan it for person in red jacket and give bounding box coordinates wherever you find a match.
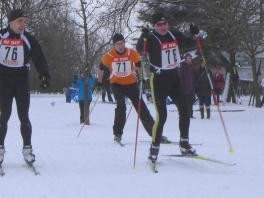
[213,66,224,104]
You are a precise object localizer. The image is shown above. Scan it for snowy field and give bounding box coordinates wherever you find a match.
[0,93,263,198]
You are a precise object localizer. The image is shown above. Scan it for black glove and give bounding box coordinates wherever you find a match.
[190,23,199,35]
[96,82,103,88]
[39,73,50,89]
[141,27,150,38]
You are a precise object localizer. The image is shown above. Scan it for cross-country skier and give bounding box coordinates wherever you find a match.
[0,9,50,165]
[136,11,199,162]
[97,33,169,144]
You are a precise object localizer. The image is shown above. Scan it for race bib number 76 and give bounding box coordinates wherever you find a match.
[0,38,24,67]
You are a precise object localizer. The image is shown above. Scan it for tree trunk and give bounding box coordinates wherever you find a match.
[251,57,261,107]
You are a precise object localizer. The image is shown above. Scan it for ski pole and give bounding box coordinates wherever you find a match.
[193,23,233,153]
[133,38,147,168]
[77,89,102,137]
[126,105,133,123]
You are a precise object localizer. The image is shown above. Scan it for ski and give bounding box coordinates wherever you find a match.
[139,140,203,146]
[194,109,245,112]
[101,101,116,104]
[0,165,5,177]
[171,109,245,113]
[25,160,40,175]
[163,154,236,166]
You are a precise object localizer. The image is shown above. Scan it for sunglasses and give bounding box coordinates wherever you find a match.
[156,21,168,27]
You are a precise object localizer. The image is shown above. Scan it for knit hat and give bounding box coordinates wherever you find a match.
[112,33,125,44]
[9,9,27,22]
[184,53,192,60]
[152,12,167,26]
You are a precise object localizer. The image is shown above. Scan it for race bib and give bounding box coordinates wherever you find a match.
[0,38,24,67]
[160,41,180,69]
[111,56,132,77]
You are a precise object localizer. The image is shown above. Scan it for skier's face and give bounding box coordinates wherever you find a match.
[10,17,27,34]
[154,20,168,35]
[114,40,125,53]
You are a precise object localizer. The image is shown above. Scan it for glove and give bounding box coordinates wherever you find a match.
[141,27,150,38]
[190,23,199,35]
[39,73,50,89]
[96,82,103,88]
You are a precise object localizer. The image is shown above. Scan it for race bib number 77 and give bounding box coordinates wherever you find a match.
[0,38,24,67]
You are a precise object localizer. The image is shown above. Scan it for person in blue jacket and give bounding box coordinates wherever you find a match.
[88,73,95,101]
[87,74,95,124]
[72,71,85,123]
[72,71,95,124]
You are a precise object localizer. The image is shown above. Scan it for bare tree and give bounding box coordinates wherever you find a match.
[137,0,264,107]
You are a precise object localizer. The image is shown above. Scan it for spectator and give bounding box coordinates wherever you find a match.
[178,53,197,118]
[213,66,224,104]
[197,61,213,119]
[102,67,114,103]
[260,77,264,106]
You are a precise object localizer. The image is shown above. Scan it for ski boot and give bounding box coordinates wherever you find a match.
[114,135,122,143]
[148,144,159,162]
[179,138,196,155]
[0,145,5,165]
[161,135,171,143]
[22,145,35,165]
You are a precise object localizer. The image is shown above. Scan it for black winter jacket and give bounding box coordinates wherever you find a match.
[0,25,49,77]
[178,60,197,95]
[136,29,196,73]
[196,67,212,97]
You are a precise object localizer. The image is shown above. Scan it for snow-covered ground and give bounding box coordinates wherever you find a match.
[0,93,263,198]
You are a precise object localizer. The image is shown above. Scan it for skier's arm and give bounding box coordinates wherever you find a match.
[136,27,150,53]
[175,23,199,48]
[173,30,197,48]
[134,61,142,79]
